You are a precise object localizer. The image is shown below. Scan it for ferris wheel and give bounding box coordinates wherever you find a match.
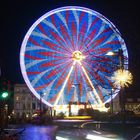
[20,6,128,109]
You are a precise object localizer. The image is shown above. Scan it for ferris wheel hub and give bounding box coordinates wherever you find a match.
[72,51,85,62]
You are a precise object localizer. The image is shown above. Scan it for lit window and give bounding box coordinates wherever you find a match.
[16,96,19,101]
[129,105,132,109]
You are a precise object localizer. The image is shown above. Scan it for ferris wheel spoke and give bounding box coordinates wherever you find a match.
[83,36,106,54]
[98,65,112,74]
[41,40,71,54]
[39,60,58,68]
[82,61,107,94]
[32,31,52,41]
[83,62,110,87]
[45,62,72,80]
[88,17,99,31]
[71,22,77,51]
[96,33,116,48]
[48,93,58,104]
[38,51,57,57]
[49,14,57,28]
[83,58,112,74]
[54,61,76,106]
[81,17,99,49]
[83,17,100,44]
[94,48,112,55]
[31,69,49,87]
[72,10,79,49]
[25,53,41,60]
[26,45,53,51]
[78,30,87,51]
[83,28,96,49]
[94,22,106,38]
[38,51,70,61]
[85,57,111,66]
[42,78,56,97]
[87,13,92,32]
[49,30,72,54]
[28,37,42,47]
[35,79,56,91]
[25,59,46,69]
[66,78,71,95]
[72,10,79,28]
[55,11,75,52]
[88,91,98,105]
[57,12,69,30]
[55,69,69,89]
[56,23,73,52]
[75,65,80,84]
[83,28,114,54]
[79,62,103,105]
[59,24,73,51]
[37,23,52,39]
[96,86,104,101]
[44,18,72,50]
[85,22,109,49]
[42,19,59,35]
[26,71,41,75]
[104,76,113,87]
[66,67,75,96]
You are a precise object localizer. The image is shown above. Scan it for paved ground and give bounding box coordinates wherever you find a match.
[1,121,140,140]
[54,120,140,140]
[19,125,58,140]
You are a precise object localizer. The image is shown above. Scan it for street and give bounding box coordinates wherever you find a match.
[18,125,58,140]
[9,121,140,140]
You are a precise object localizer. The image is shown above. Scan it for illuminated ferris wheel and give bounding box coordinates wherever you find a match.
[20,6,128,109]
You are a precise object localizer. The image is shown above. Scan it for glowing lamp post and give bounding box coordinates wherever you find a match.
[106,49,133,113]
[106,51,116,56]
[112,69,133,88]
[106,50,123,113]
[112,69,133,113]
[106,49,123,68]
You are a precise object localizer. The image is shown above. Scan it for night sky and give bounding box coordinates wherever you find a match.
[0,0,140,91]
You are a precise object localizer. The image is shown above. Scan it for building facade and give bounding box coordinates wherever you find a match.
[113,89,140,115]
[13,84,47,119]
[125,91,140,115]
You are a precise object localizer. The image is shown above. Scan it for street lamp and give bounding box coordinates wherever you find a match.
[106,49,124,69]
[112,69,133,88]
[106,49,133,115]
[106,49,123,113]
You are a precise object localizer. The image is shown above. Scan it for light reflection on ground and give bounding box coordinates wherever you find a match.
[19,125,58,140]
[15,121,140,140]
